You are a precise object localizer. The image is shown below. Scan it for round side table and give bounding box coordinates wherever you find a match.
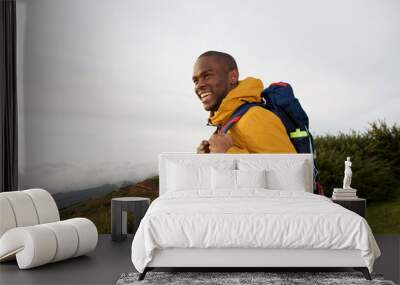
[111,197,150,242]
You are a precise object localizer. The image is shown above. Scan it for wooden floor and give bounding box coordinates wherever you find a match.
[0,235,399,285]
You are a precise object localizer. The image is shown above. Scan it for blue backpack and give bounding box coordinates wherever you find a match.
[221,82,324,195]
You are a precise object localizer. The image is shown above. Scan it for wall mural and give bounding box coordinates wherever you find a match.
[16,0,400,234]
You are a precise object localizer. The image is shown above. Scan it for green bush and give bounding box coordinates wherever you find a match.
[315,121,400,202]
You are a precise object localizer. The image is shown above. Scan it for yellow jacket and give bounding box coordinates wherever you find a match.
[209,77,296,153]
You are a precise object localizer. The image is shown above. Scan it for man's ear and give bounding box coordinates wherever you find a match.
[229,69,239,86]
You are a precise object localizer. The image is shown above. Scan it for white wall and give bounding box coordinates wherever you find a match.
[16,0,400,192]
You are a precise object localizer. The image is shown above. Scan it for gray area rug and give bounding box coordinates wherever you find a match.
[116,271,396,285]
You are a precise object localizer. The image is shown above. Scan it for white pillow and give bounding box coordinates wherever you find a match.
[238,159,309,192]
[211,168,236,190]
[266,164,307,191]
[211,169,268,191]
[166,160,235,192]
[236,169,267,189]
[167,162,209,191]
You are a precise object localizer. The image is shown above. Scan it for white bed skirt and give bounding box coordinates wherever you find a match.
[148,248,366,268]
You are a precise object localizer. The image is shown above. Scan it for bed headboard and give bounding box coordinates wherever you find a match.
[158,153,314,195]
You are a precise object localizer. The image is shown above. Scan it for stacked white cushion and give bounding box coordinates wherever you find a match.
[1,191,40,227]
[42,221,79,262]
[65,218,98,257]
[0,225,57,268]
[0,218,97,269]
[0,189,98,269]
[24,189,60,223]
[0,189,59,236]
[0,196,17,237]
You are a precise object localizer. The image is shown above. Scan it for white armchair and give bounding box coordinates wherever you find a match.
[0,189,98,269]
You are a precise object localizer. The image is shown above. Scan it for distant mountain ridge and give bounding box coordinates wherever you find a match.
[53,183,119,209]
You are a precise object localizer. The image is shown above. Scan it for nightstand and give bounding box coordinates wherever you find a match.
[111,197,150,241]
[331,198,366,218]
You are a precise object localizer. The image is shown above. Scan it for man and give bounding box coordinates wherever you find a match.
[192,51,296,154]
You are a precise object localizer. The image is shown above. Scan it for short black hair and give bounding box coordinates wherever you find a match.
[198,51,238,71]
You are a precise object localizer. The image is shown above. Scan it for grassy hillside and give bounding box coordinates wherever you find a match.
[367,200,400,233]
[60,176,159,234]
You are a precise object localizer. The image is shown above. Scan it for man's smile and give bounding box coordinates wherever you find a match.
[199,92,213,103]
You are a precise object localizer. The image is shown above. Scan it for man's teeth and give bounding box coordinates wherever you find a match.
[200,92,212,98]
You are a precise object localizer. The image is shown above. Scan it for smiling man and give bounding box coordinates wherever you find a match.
[192,51,296,154]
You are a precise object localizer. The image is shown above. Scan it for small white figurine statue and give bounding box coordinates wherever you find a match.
[343,157,353,189]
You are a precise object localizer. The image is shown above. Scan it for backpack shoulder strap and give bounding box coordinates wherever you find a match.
[221,102,261,134]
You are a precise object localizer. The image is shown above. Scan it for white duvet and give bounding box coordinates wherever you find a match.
[131,190,380,273]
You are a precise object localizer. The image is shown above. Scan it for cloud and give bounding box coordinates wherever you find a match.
[19,161,157,193]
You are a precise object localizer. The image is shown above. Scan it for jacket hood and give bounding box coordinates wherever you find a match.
[209,77,264,126]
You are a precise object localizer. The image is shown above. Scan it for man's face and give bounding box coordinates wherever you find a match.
[192,56,232,112]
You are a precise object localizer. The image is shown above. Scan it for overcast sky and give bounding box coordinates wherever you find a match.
[16,0,400,192]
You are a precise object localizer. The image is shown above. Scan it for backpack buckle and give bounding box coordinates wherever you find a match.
[290,128,308,138]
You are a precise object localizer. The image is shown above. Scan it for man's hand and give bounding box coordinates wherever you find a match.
[197,140,210,154]
[208,131,234,153]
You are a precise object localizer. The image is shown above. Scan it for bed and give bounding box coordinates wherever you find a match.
[131,153,380,280]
